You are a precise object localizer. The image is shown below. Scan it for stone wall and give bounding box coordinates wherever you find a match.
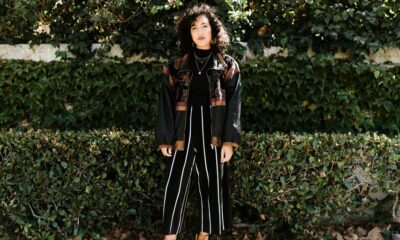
[0,44,399,65]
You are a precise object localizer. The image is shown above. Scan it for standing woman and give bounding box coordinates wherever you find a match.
[156,3,241,240]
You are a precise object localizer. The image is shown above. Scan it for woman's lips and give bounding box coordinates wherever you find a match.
[198,37,205,40]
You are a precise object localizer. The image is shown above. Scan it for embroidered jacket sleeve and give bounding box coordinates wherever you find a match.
[222,60,241,149]
[155,61,175,150]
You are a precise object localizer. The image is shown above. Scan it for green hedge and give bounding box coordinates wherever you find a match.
[0,60,159,130]
[1,59,399,134]
[244,58,400,134]
[0,129,398,239]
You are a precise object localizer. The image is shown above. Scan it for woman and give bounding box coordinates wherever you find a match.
[155,3,241,240]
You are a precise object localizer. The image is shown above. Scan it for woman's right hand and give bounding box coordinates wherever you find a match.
[161,146,173,157]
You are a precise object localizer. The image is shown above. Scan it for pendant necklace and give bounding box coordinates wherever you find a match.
[194,51,212,75]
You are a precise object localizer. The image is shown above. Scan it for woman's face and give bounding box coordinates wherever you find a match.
[190,15,212,50]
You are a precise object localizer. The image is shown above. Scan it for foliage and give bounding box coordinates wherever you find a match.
[0,129,398,239]
[245,0,400,61]
[0,1,398,60]
[242,57,400,134]
[0,1,399,239]
[0,129,159,239]
[1,59,399,134]
[0,59,160,130]
[235,131,399,238]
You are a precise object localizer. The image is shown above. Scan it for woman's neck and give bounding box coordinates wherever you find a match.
[194,47,212,58]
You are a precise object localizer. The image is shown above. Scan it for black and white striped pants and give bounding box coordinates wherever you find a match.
[161,105,232,235]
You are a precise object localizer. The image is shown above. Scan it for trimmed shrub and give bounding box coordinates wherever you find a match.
[1,59,399,134]
[0,129,398,239]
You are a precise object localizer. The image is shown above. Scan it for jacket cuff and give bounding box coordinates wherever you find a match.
[222,142,239,149]
[158,144,173,151]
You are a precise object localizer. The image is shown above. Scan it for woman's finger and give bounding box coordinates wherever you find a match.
[221,150,232,163]
[167,147,172,155]
[162,147,172,157]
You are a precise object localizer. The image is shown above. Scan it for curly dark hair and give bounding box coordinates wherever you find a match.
[176,3,230,55]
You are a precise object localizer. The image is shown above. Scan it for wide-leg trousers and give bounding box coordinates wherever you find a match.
[161,105,232,235]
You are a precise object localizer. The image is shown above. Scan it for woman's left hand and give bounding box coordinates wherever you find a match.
[220,144,233,163]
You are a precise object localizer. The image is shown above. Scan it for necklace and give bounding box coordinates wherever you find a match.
[194,51,212,75]
[194,52,211,63]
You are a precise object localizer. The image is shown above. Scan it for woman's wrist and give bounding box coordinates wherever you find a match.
[222,142,239,149]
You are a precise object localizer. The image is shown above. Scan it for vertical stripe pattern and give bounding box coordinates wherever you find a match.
[214,147,222,234]
[200,106,212,232]
[195,163,204,231]
[168,107,193,233]
[161,105,232,235]
[162,150,177,222]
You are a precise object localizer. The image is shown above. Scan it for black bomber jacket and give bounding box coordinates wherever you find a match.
[155,51,241,151]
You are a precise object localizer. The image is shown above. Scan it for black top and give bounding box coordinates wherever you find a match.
[188,48,213,106]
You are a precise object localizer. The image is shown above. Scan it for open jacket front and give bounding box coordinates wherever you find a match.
[156,51,241,151]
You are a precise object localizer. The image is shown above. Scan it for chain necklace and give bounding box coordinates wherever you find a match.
[194,51,212,75]
[194,51,211,63]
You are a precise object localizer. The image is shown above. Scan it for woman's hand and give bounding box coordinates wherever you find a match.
[161,146,172,157]
[220,144,233,163]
